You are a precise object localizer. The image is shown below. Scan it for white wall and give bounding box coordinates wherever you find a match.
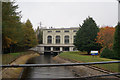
[43,28,78,44]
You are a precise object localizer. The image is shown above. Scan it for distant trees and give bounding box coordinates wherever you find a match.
[74,17,101,54]
[99,24,120,60]
[96,26,115,50]
[2,1,38,53]
[100,47,116,59]
[36,26,43,44]
[21,19,38,49]
[113,23,120,59]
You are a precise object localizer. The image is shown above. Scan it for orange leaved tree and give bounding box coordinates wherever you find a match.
[96,26,115,50]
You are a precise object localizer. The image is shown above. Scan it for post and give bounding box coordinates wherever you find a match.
[60,47,62,52]
[40,47,44,54]
[51,47,53,51]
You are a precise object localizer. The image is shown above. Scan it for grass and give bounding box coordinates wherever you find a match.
[10,52,21,56]
[2,52,29,64]
[59,51,120,72]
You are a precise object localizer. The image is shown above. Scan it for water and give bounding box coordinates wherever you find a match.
[21,55,76,79]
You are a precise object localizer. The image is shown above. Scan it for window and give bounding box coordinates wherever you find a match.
[56,36,60,44]
[64,35,69,44]
[56,31,60,32]
[53,47,60,51]
[73,30,77,32]
[48,31,52,33]
[45,47,51,51]
[63,47,69,51]
[47,36,52,44]
[64,30,69,32]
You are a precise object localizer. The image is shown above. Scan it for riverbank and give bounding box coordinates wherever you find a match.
[53,56,107,77]
[58,51,120,72]
[2,51,33,65]
[53,52,119,78]
[1,51,40,79]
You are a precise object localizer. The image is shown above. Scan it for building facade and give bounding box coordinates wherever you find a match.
[38,27,79,54]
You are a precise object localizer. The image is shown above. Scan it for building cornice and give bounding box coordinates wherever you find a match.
[38,44,75,47]
[42,27,79,30]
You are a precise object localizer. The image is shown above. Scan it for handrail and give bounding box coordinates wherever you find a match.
[1,61,120,68]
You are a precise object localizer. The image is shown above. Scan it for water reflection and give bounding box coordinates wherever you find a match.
[21,55,75,79]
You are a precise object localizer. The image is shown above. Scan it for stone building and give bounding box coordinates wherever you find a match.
[37,27,79,54]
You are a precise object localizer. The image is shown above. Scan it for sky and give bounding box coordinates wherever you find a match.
[16,0,118,30]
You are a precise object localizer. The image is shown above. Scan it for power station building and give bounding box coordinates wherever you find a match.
[37,27,79,54]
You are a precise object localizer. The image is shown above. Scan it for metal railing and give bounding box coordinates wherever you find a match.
[1,61,120,79]
[1,61,120,68]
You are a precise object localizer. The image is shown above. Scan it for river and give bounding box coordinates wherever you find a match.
[21,55,76,79]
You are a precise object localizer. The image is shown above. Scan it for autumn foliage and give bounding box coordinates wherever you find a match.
[96,26,115,50]
[2,2,38,53]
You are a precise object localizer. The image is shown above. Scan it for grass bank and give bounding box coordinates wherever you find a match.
[58,51,120,72]
[2,51,32,64]
[2,51,40,78]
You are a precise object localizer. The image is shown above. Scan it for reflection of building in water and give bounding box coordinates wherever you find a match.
[38,27,79,54]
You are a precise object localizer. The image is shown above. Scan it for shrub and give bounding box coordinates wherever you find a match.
[100,48,116,59]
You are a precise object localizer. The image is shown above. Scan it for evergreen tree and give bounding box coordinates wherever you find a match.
[36,26,43,44]
[74,17,101,54]
[22,19,38,49]
[2,1,38,53]
[2,1,24,53]
[113,22,120,59]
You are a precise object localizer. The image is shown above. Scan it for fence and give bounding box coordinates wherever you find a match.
[1,61,120,79]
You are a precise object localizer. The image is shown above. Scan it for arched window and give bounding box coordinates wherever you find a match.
[56,36,60,44]
[64,35,69,44]
[47,36,52,44]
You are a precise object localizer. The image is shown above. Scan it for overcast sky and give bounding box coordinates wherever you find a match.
[16,0,118,30]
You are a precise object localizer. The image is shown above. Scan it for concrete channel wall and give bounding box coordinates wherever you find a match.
[53,56,119,79]
[1,52,40,79]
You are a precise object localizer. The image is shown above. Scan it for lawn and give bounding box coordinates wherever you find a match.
[59,51,120,72]
[2,52,29,64]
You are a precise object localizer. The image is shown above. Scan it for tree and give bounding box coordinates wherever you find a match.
[96,26,115,50]
[74,17,101,54]
[113,22,120,59]
[2,1,24,53]
[36,26,43,44]
[22,19,38,49]
[2,1,38,53]
[100,47,115,59]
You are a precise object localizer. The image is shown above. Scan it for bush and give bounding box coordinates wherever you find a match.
[100,48,116,59]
